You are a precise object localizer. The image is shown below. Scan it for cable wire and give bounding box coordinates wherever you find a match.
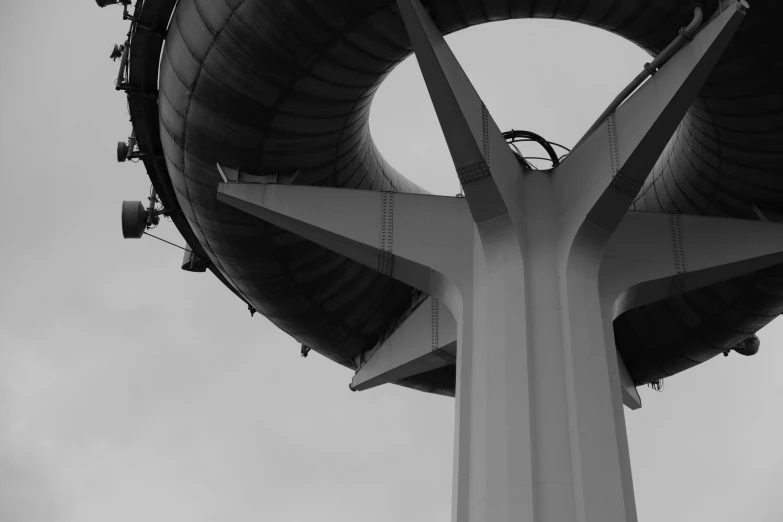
[503,129,569,169]
[143,232,188,252]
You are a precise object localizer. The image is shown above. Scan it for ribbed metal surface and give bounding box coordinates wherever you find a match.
[624,0,783,382]
[151,0,783,392]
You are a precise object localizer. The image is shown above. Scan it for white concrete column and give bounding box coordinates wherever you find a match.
[449,179,640,522]
[455,215,535,522]
[560,230,638,522]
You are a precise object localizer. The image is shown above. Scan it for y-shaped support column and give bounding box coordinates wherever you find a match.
[217,2,751,521]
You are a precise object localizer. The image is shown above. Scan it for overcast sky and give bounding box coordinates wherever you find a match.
[1,2,782,521]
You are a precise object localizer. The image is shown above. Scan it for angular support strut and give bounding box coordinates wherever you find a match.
[396,0,526,225]
[553,4,746,241]
[217,183,474,293]
[350,296,458,392]
[604,211,783,317]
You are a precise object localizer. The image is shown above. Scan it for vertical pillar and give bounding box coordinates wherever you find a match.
[449,176,636,522]
[560,233,637,522]
[455,215,534,522]
[524,173,579,522]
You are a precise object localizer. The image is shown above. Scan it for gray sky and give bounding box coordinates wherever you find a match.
[1,2,781,521]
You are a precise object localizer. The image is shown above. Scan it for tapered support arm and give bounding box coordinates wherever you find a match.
[217,183,475,291]
[618,352,642,410]
[602,211,783,317]
[553,3,745,238]
[396,0,526,224]
[350,296,457,391]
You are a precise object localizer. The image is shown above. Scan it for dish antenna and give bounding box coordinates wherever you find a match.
[121,189,166,239]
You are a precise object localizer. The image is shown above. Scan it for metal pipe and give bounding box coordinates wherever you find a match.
[115,39,130,89]
[146,188,158,227]
[570,4,704,153]
[126,129,137,160]
[646,4,705,72]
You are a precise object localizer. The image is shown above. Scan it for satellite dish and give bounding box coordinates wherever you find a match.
[121,201,146,239]
[117,141,129,162]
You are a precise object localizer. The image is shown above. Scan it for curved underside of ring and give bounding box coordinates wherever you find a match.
[141,0,783,395]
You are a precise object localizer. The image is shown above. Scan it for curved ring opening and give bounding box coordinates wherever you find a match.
[370,18,650,195]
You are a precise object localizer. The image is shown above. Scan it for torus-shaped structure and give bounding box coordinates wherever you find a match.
[98,0,782,520]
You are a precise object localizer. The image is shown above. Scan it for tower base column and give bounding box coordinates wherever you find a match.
[447,175,635,522]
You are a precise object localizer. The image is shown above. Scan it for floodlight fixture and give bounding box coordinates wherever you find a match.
[121,201,146,239]
[110,44,123,61]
